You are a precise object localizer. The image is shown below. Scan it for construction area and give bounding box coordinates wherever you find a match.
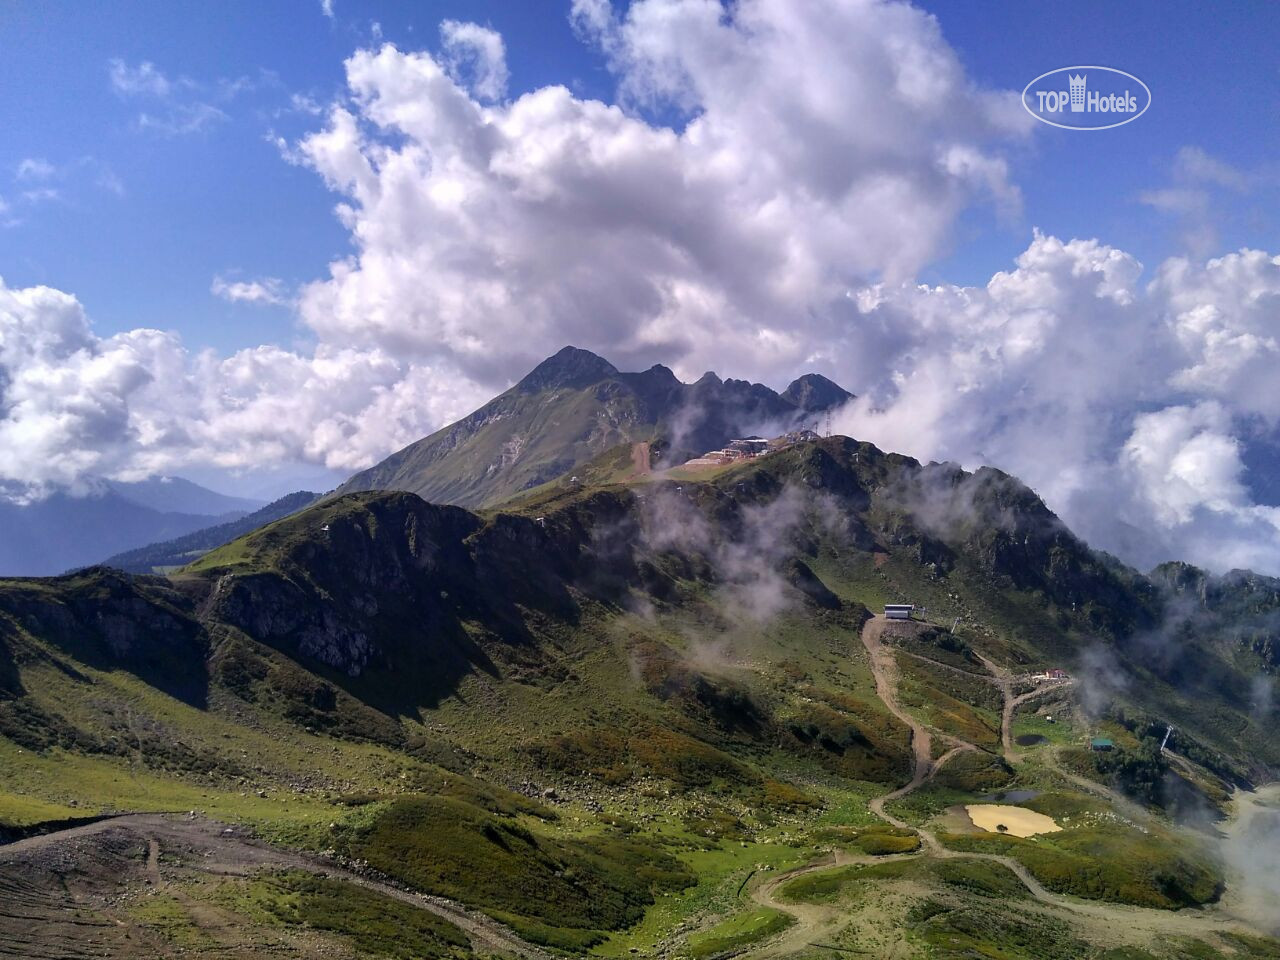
[682,429,822,467]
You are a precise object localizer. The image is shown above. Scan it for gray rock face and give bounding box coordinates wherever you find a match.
[212,574,375,678]
[3,573,194,661]
[203,498,494,679]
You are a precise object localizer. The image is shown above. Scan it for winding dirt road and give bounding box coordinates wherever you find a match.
[968,650,1076,764]
[748,851,851,957]
[861,617,975,829]
[745,616,1259,954]
[748,848,922,957]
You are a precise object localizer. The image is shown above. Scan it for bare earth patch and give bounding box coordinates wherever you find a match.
[964,804,1062,838]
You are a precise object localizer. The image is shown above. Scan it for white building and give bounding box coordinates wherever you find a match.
[884,604,914,620]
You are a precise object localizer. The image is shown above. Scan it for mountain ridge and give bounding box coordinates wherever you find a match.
[3,349,1280,957]
[335,346,855,509]
[3,432,1279,955]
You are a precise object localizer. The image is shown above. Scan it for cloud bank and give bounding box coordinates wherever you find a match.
[2,0,1279,576]
[834,234,1280,573]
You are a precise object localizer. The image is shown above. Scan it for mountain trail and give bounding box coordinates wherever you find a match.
[747,848,918,957]
[1001,683,1072,761]
[861,617,975,829]
[631,440,652,476]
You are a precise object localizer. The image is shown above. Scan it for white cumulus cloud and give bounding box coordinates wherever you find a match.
[291,1,1028,393]
[4,2,1279,579]
[0,274,489,497]
[439,20,509,101]
[211,275,290,306]
[832,232,1280,573]
[108,59,172,97]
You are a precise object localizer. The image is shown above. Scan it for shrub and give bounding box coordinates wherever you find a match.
[685,908,793,959]
[931,749,1014,792]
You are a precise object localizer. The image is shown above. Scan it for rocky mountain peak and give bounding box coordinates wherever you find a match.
[781,373,855,412]
[515,346,620,393]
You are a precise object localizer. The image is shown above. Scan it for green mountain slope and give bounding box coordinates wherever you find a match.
[2,435,1278,958]
[334,345,853,508]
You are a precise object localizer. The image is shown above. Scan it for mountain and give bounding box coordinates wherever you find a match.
[0,475,264,577]
[335,346,854,508]
[101,490,320,573]
[0,488,252,577]
[1149,561,1280,674]
[780,372,855,412]
[106,476,263,516]
[3,433,1278,957]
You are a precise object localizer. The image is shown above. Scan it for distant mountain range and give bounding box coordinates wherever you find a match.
[0,478,265,577]
[337,345,854,508]
[101,490,320,574]
[102,476,262,516]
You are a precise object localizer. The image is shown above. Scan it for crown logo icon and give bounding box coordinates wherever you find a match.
[1068,74,1087,112]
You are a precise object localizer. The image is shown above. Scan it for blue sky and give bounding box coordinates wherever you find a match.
[2,0,1276,354]
[922,0,1280,284]
[0,1,615,353]
[3,0,1280,575]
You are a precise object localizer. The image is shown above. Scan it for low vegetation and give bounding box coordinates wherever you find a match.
[907,899,1090,960]
[931,748,1015,792]
[939,824,1222,909]
[3,435,1278,959]
[334,794,693,949]
[814,822,922,855]
[776,858,918,903]
[682,907,794,959]
[223,870,474,959]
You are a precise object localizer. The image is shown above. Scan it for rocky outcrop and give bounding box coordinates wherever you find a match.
[0,568,207,702]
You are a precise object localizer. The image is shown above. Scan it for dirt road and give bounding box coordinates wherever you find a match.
[737,617,1257,954]
[861,617,974,829]
[748,848,921,957]
[1000,683,1071,761]
[631,440,652,476]
[0,813,552,960]
[734,616,1263,953]
[748,850,848,956]
[844,616,1258,944]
